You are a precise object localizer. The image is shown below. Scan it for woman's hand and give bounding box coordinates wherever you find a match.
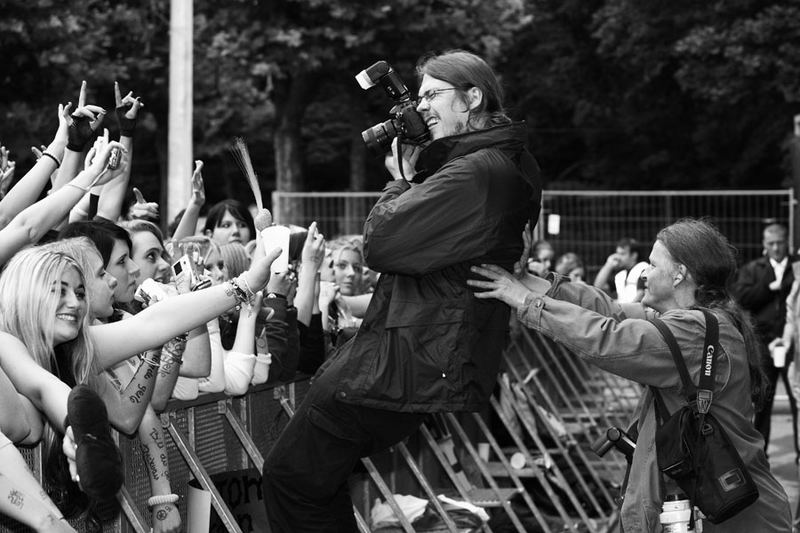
[300,221,325,268]
[67,81,106,152]
[266,269,293,297]
[82,129,127,187]
[129,187,159,221]
[242,247,283,293]
[61,427,78,484]
[468,264,532,310]
[190,160,205,208]
[151,503,181,533]
[114,81,144,137]
[514,222,532,279]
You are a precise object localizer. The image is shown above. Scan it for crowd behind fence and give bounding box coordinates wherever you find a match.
[273,189,795,278]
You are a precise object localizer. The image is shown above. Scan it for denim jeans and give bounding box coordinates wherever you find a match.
[262,354,425,532]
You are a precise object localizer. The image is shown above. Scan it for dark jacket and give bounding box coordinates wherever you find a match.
[732,256,794,341]
[335,122,541,412]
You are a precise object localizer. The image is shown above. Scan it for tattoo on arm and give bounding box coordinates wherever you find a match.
[8,490,23,508]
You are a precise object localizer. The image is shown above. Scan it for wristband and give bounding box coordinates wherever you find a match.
[41,152,61,168]
[116,105,138,137]
[67,115,94,152]
[147,493,179,508]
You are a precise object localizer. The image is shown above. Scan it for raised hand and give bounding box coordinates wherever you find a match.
[514,221,532,279]
[129,187,160,221]
[82,129,127,187]
[114,81,144,137]
[300,221,326,269]
[241,246,283,294]
[67,81,106,152]
[190,160,205,207]
[0,145,15,199]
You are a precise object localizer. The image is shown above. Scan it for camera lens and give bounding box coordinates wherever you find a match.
[362,119,399,155]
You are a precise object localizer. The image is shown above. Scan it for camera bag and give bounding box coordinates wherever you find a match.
[649,309,758,524]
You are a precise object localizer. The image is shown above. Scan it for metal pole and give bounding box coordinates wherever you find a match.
[167,0,193,221]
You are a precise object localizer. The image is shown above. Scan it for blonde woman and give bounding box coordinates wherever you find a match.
[0,244,280,525]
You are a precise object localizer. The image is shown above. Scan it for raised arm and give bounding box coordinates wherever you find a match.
[0,135,127,266]
[0,108,68,230]
[95,82,144,222]
[170,160,205,241]
[52,81,106,192]
[295,221,325,326]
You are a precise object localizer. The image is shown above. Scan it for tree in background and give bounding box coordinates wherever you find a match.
[1,0,799,207]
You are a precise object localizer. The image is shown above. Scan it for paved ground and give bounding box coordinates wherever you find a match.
[767,382,799,524]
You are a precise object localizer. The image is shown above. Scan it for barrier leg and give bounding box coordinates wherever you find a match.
[162,412,243,533]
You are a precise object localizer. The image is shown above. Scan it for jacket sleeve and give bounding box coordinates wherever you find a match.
[517,295,709,388]
[363,152,507,276]
[547,277,652,321]
[731,261,773,310]
[297,313,325,375]
[263,298,289,384]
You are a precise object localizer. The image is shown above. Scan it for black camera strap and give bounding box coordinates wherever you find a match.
[650,308,719,422]
[649,309,719,513]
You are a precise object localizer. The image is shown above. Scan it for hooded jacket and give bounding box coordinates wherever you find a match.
[334,122,541,412]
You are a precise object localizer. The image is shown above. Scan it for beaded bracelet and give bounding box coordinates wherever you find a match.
[147,493,179,508]
[226,275,257,313]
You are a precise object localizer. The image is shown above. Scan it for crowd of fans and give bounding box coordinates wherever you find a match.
[0,81,377,533]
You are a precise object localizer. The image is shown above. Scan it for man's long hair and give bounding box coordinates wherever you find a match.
[657,218,767,409]
[416,49,510,130]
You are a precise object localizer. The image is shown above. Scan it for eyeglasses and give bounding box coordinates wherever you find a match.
[417,88,458,105]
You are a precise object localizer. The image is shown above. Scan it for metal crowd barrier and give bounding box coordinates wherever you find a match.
[1,323,641,533]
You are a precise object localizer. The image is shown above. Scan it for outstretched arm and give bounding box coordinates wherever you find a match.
[90,248,281,368]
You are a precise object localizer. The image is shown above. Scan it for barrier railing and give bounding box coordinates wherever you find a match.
[1,323,640,533]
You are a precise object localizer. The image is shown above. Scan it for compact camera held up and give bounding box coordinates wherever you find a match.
[356,61,430,155]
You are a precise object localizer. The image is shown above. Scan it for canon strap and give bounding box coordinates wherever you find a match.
[650,308,719,423]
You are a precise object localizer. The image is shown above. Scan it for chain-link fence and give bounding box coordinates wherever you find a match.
[273,189,794,277]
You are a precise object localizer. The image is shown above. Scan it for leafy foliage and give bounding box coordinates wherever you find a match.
[1,0,798,206]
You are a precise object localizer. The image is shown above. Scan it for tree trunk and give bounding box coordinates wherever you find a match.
[271,73,316,224]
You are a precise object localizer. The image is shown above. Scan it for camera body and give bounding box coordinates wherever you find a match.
[356,61,429,155]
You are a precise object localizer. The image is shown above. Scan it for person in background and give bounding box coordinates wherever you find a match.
[592,237,648,303]
[527,239,553,277]
[732,223,797,457]
[202,199,255,248]
[468,218,790,532]
[554,251,585,283]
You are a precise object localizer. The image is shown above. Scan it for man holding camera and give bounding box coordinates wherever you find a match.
[261,49,541,532]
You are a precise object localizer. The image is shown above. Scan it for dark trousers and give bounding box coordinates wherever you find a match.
[754,343,799,458]
[262,355,426,533]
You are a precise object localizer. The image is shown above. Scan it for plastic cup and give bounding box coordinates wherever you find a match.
[772,345,787,368]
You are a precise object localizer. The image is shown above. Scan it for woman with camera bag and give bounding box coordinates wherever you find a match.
[469,218,790,532]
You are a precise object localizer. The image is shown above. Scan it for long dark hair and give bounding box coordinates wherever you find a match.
[657,218,767,409]
[416,49,510,129]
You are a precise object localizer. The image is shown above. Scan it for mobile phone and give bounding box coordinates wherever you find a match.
[172,255,193,289]
[107,146,121,170]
